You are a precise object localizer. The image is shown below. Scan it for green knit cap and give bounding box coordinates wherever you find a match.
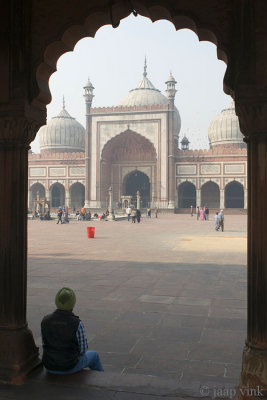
[55,287,76,310]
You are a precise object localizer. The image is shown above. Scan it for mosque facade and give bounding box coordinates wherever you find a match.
[28,63,247,213]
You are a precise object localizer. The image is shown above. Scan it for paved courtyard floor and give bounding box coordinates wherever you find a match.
[1,213,247,399]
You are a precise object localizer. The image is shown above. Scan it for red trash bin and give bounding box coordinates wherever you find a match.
[87,227,95,238]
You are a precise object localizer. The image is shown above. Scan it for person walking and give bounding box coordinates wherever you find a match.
[126,206,131,221]
[57,207,63,224]
[218,209,224,231]
[154,207,158,218]
[136,209,141,223]
[41,287,104,374]
[214,212,219,231]
[205,207,209,220]
[131,208,136,223]
[190,205,193,216]
[196,206,200,220]
[200,207,205,221]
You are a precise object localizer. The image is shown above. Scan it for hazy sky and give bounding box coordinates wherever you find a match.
[31,14,231,152]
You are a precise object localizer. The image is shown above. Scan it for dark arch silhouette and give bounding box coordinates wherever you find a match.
[124,171,150,207]
[30,182,45,200]
[178,181,196,208]
[51,183,65,208]
[70,182,85,209]
[201,181,220,208]
[225,181,244,208]
[33,5,230,109]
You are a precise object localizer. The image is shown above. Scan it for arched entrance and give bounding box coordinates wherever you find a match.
[101,130,157,206]
[178,181,196,208]
[124,171,150,207]
[51,183,65,208]
[70,182,85,209]
[30,183,45,203]
[225,181,244,208]
[201,181,220,208]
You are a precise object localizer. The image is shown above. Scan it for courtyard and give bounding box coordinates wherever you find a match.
[3,212,245,399]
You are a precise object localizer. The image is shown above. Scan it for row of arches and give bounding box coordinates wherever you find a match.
[29,182,85,208]
[30,178,245,210]
[178,180,244,208]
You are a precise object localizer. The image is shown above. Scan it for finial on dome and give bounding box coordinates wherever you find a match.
[63,95,65,110]
[143,56,147,77]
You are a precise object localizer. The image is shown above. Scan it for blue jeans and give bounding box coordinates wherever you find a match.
[46,351,104,374]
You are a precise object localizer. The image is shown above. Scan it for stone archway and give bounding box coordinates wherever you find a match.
[29,183,45,209]
[50,183,65,208]
[124,171,150,208]
[101,130,157,205]
[178,181,196,208]
[69,182,85,209]
[225,181,244,208]
[201,181,220,208]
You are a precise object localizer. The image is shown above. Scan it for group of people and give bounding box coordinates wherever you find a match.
[76,208,91,221]
[214,210,225,231]
[194,206,209,221]
[126,206,158,222]
[126,206,141,223]
[57,207,69,224]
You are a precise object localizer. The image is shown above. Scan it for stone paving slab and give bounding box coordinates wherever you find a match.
[20,214,247,398]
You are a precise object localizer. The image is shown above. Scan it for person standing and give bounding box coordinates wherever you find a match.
[126,206,131,221]
[214,212,219,231]
[218,209,224,231]
[136,209,141,223]
[154,207,158,218]
[196,206,200,220]
[205,207,209,220]
[131,208,136,223]
[41,287,104,374]
[190,205,193,216]
[57,207,63,224]
[200,207,205,221]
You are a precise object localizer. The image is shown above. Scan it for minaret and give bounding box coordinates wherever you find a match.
[83,78,94,209]
[165,72,177,105]
[165,72,177,210]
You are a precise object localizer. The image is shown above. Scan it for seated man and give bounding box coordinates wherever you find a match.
[41,287,104,374]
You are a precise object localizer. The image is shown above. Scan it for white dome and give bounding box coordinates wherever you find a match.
[117,75,170,107]
[116,63,181,138]
[208,101,244,147]
[39,106,85,153]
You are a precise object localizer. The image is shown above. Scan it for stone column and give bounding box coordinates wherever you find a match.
[137,190,141,210]
[65,188,70,208]
[83,79,94,209]
[28,188,32,209]
[244,189,247,210]
[0,116,41,383]
[108,186,113,213]
[165,73,177,211]
[220,189,225,209]
[196,189,201,208]
[45,189,50,202]
[236,100,267,395]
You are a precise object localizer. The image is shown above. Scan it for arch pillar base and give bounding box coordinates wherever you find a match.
[167,201,175,210]
[0,327,40,384]
[238,345,267,399]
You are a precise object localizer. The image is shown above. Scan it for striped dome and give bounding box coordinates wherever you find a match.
[208,102,244,147]
[39,106,85,153]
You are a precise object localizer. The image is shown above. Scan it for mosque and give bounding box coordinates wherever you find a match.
[28,62,247,213]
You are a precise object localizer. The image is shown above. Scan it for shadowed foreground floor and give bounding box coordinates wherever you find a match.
[0,214,247,399]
